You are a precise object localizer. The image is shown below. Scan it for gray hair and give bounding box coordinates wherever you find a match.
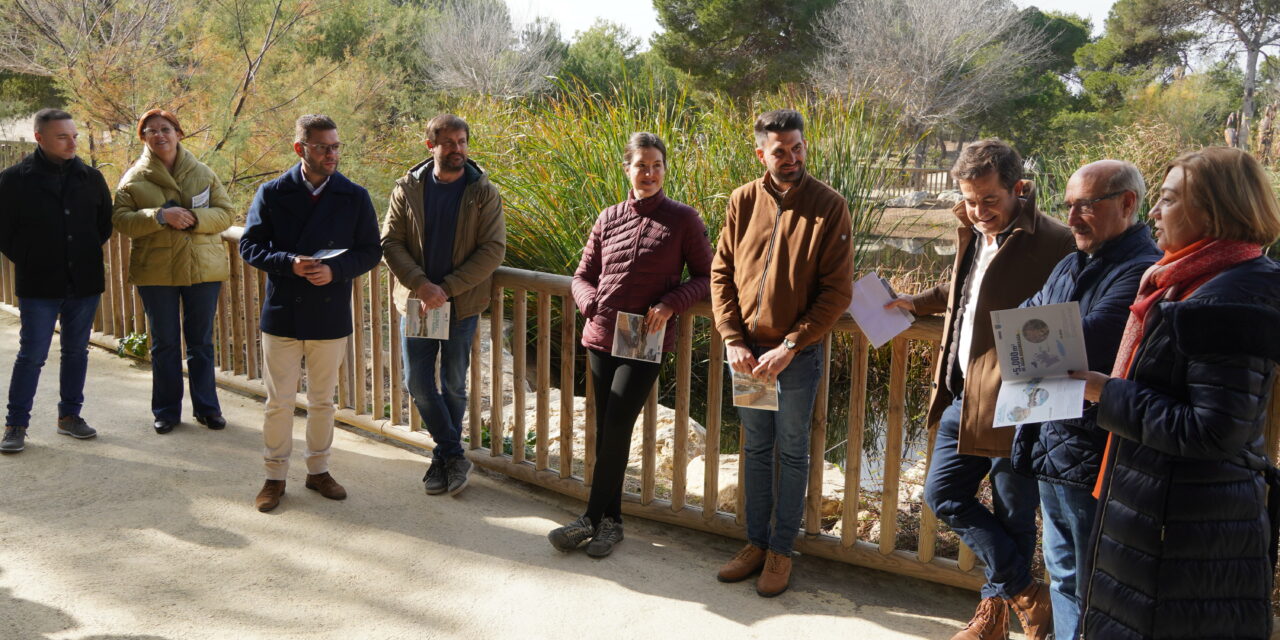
[1105,161,1146,221]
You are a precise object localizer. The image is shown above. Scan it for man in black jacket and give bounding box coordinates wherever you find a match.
[1011,159,1160,640]
[0,109,114,453]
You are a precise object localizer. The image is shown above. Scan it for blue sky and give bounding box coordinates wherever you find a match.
[503,0,1117,44]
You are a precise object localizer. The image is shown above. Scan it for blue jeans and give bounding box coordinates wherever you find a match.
[137,282,222,423]
[924,393,1039,599]
[5,295,100,427]
[737,343,822,555]
[402,313,479,460]
[1040,480,1097,640]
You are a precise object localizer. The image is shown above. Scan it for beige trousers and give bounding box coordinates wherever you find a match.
[261,332,347,480]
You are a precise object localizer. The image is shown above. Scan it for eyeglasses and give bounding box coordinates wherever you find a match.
[301,141,341,155]
[1060,190,1126,214]
[142,126,176,137]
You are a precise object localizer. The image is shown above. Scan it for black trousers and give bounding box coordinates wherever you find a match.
[584,349,663,525]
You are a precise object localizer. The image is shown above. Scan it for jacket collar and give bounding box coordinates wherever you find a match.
[762,170,813,207]
[28,146,86,177]
[138,143,197,192]
[280,162,356,195]
[406,157,486,188]
[1087,222,1157,265]
[627,189,667,215]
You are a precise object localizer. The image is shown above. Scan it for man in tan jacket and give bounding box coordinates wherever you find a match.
[382,114,505,497]
[888,140,1073,640]
[710,109,853,597]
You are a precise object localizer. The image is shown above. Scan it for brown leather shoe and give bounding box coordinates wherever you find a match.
[951,596,1010,640]
[755,550,792,597]
[255,479,285,512]
[716,544,767,583]
[305,472,347,500]
[1006,580,1052,640]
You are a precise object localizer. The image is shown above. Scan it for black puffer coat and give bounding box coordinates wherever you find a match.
[1081,256,1280,639]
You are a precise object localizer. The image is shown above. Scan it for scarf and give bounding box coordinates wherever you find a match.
[1093,238,1264,498]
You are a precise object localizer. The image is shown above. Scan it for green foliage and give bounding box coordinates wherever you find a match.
[0,72,61,121]
[1075,0,1199,107]
[558,20,680,95]
[652,0,837,96]
[117,332,149,359]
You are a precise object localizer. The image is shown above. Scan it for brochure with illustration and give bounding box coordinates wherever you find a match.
[191,186,210,209]
[729,367,779,411]
[848,271,914,348]
[405,298,450,340]
[612,311,663,363]
[989,301,1088,427]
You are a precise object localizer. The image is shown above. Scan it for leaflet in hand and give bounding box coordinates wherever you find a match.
[405,298,450,340]
[729,366,779,411]
[309,248,348,260]
[848,271,914,349]
[612,311,663,363]
[990,301,1088,427]
[191,186,210,209]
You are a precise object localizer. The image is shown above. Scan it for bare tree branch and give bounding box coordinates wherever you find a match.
[420,0,561,97]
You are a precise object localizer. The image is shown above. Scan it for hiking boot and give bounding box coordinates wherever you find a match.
[717,544,767,583]
[951,596,1010,640]
[1,426,26,453]
[586,517,624,558]
[548,514,596,552]
[422,458,448,495]
[1007,580,1052,640]
[56,415,96,439]
[755,550,792,597]
[196,414,226,430]
[446,455,472,496]
[255,479,286,512]
[305,472,347,500]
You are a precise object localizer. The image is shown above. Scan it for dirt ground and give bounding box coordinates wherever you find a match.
[0,311,1001,640]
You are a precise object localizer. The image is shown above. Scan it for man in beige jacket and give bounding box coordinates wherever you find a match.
[888,140,1074,640]
[382,114,505,497]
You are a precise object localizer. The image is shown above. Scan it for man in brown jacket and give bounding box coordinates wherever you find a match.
[381,114,505,497]
[710,109,853,597]
[888,140,1073,640]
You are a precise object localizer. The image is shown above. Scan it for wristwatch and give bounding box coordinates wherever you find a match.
[783,338,797,350]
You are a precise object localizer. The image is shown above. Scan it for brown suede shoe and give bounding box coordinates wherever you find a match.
[716,544,767,583]
[1007,580,1052,640]
[951,596,1010,640]
[755,550,792,597]
[255,479,285,512]
[305,472,347,500]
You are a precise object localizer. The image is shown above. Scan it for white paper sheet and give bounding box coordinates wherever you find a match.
[191,186,210,209]
[310,248,348,260]
[848,271,914,348]
[405,298,450,340]
[989,302,1088,427]
[611,311,663,363]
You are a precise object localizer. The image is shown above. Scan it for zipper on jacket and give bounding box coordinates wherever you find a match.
[1079,439,1120,640]
[750,203,784,337]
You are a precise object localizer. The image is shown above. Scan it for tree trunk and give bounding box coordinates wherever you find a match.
[1242,46,1259,152]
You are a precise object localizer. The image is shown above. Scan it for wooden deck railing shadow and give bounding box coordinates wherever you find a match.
[2,223,1277,594]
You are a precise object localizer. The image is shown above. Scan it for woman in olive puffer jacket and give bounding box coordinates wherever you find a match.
[113,109,233,435]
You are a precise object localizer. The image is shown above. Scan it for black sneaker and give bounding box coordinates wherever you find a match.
[548,515,596,552]
[422,458,447,495]
[56,415,97,439]
[1,426,26,453]
[446,455,473,496]
[585,517,624,558]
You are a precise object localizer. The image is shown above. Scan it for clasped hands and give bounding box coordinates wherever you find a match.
[159,206,196,230]
[415,281,448,314]
[726,339,794,383]
[291,255,333,286]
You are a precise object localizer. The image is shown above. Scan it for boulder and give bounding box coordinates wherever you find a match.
[935,189,963,205]
[886,190,930,208]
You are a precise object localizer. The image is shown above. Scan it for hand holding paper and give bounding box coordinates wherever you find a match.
[848,271,914,348]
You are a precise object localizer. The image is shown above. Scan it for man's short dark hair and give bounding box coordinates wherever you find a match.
[427,114,470,144]
[951,139,1023,191]
[295,114,337,144]
[34,108,73,133]
[754,109,804,147]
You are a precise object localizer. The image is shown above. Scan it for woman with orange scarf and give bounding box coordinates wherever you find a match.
[1070,147,1280,639]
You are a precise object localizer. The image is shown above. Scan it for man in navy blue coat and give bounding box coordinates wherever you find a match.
[1011,160,1161,640]
[240,114,382,512]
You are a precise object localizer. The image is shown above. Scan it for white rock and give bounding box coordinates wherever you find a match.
[886,190,930,207]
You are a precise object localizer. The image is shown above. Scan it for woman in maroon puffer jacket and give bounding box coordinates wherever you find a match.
[547,132,713,558]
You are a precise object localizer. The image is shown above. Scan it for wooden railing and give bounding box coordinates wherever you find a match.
[9,224,1277,593]
[875,166,955,197]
